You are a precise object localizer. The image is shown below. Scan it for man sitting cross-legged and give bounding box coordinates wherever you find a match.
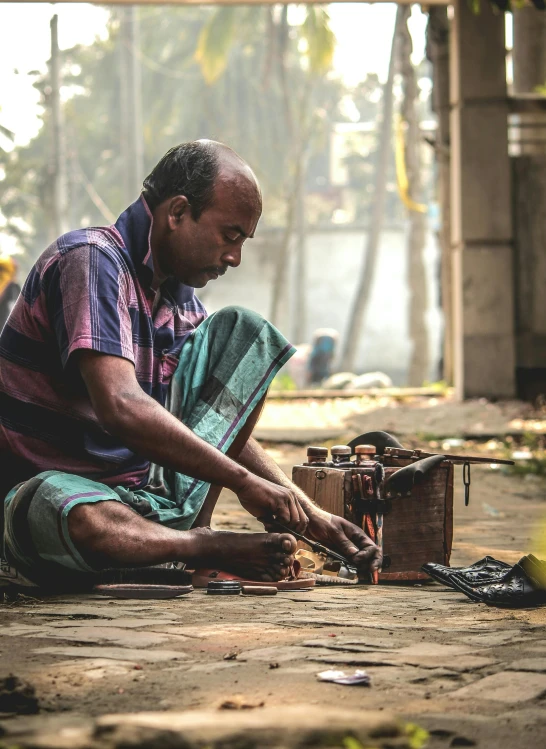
[0,140,381,588]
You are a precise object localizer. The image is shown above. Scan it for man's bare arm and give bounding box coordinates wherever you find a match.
[238,437,382,574]
[78,351,306,528]
[239,438,321,510]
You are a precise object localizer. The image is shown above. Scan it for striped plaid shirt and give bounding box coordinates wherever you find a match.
[0,196,207,489]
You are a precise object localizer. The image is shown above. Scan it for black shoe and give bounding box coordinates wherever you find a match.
[443,565,515,589]
[526,554,546,576]
[421,556,511,589]
[449,556,546,608]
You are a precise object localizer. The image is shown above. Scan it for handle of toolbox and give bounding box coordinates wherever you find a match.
[347,430,404,454]
[384,454,446,498]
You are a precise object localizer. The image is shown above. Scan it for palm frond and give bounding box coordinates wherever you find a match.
[195,8,239,85]
[0,123,14,141]
[301,7,336,76]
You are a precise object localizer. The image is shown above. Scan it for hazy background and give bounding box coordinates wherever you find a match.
[0,2,440,383]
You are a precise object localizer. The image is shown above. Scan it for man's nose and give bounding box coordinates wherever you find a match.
[223,244,242,268]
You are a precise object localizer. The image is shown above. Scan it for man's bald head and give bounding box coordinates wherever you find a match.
[145,141,262,289]
[142,140,260,220]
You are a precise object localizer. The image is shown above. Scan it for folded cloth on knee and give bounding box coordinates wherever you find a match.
[147,305,295,526]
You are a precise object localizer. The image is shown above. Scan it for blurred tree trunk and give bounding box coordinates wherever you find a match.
[293,157,308,344]
[119,6,144,203]
[399,13,429,386]
[269,5,295,329]
[269,132,308,330]
[49,14,67,238]
[341,6,406,372]
[270,183,296,327]
[193,5,334,337]
[426,7,451,383]
[269,8,312,334]
[271,105,312,334]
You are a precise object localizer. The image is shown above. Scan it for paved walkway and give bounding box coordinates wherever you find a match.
[256,395,546,442]
[1,449,545,749]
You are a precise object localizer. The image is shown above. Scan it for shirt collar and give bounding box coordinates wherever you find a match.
[114,195,196,306]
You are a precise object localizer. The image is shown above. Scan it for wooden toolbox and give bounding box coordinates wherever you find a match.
[292,455,454,581]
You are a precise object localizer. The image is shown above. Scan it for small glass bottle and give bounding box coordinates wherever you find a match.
[330,444,353,468]
[354,444,376,465]
[305,446,329,466]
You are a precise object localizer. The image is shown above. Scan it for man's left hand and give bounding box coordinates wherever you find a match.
[306,509,382,579]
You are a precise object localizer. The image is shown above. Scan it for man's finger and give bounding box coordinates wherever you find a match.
[338,518,382,570]
[353,545,383,571]
[340,540,361,559]
[287,495,303,530]
[274,496,291,525]
[288,495,307,533]
[343,520,373,548]
[295,501,309,534]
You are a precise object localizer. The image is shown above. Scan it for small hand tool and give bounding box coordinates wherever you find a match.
[356,473,379,584]
[382,447,514,465]
[259,515,358,575]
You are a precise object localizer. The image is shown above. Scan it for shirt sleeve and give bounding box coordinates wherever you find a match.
[46,243,135,368]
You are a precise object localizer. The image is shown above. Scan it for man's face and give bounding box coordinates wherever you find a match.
[157,171,261,289]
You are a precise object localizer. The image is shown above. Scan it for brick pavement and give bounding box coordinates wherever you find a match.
[0,450,545,748]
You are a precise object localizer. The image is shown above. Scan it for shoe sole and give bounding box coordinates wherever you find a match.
[93,584,194,599]
[449,577,546,608]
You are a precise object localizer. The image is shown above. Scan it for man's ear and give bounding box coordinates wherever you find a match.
[167,196,190,230]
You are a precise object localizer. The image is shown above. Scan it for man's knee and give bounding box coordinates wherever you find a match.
[208,305,266,331]
[67,500,135,551]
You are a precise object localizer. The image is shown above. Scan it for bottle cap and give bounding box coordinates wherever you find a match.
[307,446,329,458]
[355,444,376,455]
[207,580,242,595]
[331,445,351,456]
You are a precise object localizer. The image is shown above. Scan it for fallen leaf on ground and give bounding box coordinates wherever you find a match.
[218,695,265,710]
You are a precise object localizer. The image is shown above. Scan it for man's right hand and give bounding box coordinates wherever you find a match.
[235,473,309,533]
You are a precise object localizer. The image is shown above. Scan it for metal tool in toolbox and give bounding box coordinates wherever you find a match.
[376,446,514,466]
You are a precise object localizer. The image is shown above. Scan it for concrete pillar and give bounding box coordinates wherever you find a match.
[450,0,516,399]
[427,7,452,384]
[512,8,546,400]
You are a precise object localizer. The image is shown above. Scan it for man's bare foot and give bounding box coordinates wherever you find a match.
[66,502,296,582]
[183,528,297,582]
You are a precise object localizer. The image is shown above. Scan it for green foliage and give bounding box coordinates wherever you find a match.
[509,455,546,476]
[0,5,353,264]
[505,432,546,476]
[342,737,365,749]
[467,0,543,13]
[195,7,238,84]
[0,121,14,149]
[269,373,297,392]
[404,723,430,749]
[302,8,336,75]
[194,5,336,83]
[422,380,450,394]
